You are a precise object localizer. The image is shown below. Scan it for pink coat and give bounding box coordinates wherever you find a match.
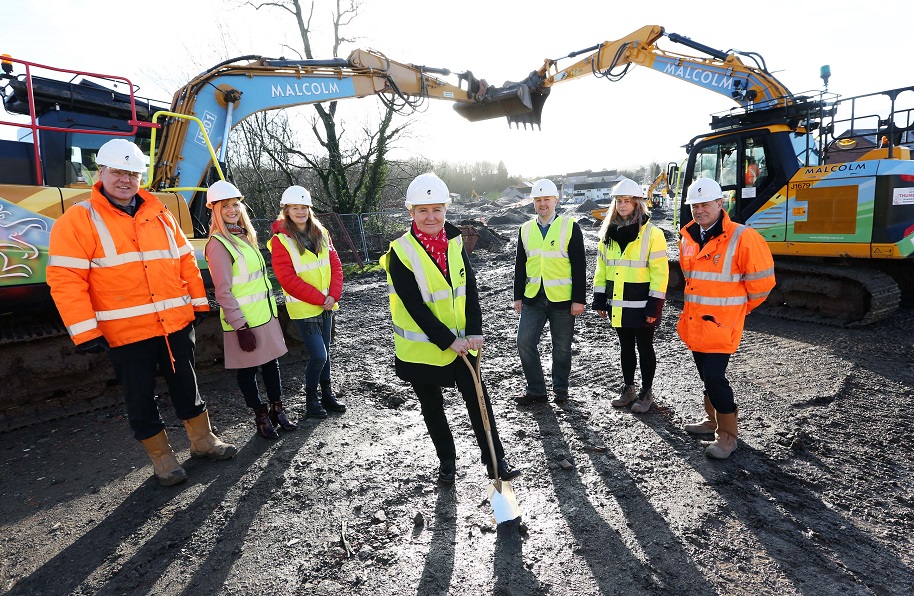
[205,236,287,369]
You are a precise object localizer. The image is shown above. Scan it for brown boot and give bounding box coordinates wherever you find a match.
[183,411,238,460]
[254,405,279,439]
[705,411,738,459]
[140,430,188,487]
[684,393,717,435]
[269,401,298,431]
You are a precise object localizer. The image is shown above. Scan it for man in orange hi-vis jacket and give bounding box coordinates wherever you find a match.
[677,177,775,460]
[47,139,236,487]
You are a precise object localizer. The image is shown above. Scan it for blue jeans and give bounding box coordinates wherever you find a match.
[516,293,575,396]
[294,312,334,388]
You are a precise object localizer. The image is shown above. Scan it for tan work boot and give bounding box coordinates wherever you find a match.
[183,411,238,460]
[631,387,654,413]
[705,411,738,459]
[140,430,188,486]
[611,384,637,407]
[684,393,717,435]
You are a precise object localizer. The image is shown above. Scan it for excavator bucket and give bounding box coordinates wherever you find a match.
[453,83,533,122]
[507,89,549,130]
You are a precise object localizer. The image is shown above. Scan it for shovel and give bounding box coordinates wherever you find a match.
[460,351,522,524]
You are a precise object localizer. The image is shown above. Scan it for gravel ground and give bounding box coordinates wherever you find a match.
[1,210,913,595]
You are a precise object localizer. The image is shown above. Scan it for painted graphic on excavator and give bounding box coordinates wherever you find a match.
[460,25,914,326]
[0,50,526,403]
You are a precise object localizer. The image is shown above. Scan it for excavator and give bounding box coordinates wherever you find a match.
[471,25,914,327]
[0,50,526,405]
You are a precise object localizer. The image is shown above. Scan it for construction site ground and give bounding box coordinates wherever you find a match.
[1,206,913,595]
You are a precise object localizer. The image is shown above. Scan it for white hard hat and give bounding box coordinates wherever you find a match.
[686,177,724,204]
[530,178,558,199]
[611,178,644,198]
[96,138,146,173]
[405,173,451,208]
[206,180,243,208]
[280,185,313,206]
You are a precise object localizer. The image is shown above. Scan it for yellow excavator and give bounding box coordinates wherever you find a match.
[0,49,525,404]
[471,25,914,326]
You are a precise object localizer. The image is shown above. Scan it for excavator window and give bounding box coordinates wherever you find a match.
[693,139,739,217]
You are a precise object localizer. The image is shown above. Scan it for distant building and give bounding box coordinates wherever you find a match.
[558,170,621,203]
[501,182,531,202]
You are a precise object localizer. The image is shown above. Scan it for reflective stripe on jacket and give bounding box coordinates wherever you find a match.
[521,216,573,301]
[46,182,207,347]
[268,232,338,319]
[677,211,775,353]
[593,222,669,327]
[381,232,468,366]
[206,233,276,331]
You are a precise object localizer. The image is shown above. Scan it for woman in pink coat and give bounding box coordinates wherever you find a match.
[204,181,294,439]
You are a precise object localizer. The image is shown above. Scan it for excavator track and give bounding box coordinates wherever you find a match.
[762,259,901,327]
[667,257,901,328]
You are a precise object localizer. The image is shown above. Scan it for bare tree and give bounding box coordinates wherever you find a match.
[242,0,408,214]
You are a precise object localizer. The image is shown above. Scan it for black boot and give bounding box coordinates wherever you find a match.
[269,400,298,431]
[487,459,522,481]
[305,387,327,419]
[320,380,347,413]
[254,405,279,439]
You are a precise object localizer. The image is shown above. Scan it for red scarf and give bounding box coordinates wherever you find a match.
[412,222,449,275]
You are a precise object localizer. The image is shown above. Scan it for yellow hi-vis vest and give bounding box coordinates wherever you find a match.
[521,216,574,301]
[267,232,339,320]
[593,222,669,327]
[206,234,276,331]
[381,233,468,366]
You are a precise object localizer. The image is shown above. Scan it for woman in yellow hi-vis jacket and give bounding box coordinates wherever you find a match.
[381,173,520,486]
[268,186,346,420]
[204,181,290,440]
[592,178,669,414]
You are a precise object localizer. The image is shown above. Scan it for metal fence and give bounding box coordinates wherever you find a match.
[252,207,474,266]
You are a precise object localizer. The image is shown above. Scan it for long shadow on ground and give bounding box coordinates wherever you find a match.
[530,407,714,594]
[639,406,914,594]
[9,426,314,596]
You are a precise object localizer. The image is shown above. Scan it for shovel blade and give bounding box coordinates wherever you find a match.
[487,480,521,524]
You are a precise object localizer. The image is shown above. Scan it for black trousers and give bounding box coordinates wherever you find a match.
[411,360,505,467]
[691,351,735,414]
[107,323,206,441]
[237,358,282,408]
[613,326,657,388]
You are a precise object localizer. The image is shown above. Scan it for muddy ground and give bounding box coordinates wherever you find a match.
[1,209,913,595]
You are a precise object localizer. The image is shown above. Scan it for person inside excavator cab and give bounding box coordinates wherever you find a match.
[745,156,761,186]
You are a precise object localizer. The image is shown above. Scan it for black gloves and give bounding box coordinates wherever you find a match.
[193,311,208,327]
[237,326,257,352]
[77,336,110,354]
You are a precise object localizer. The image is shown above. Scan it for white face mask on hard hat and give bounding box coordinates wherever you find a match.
[530,178,558,199]
[280,185,313,206]
[405,173,451,208]
[96,138,146,173]
[206,180,243,208]
[611,178,643,198]
[686,177,724,205]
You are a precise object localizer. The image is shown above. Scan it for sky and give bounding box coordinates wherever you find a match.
[2,0,912,180]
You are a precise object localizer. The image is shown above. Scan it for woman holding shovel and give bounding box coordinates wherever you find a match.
[381,173,521,486]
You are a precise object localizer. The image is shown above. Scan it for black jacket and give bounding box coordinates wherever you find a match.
[387,222,482,386]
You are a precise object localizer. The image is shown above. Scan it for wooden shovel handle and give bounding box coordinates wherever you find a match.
[461,350,501,485]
